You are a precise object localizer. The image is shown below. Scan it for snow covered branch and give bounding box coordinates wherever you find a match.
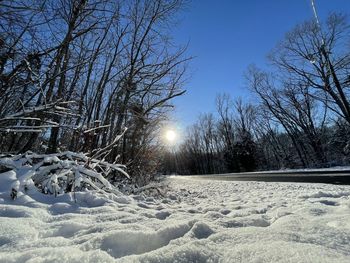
[0,100,76,133]
[0,151,129,198]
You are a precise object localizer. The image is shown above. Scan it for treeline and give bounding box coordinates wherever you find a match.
[166,13,350,175]
[0,0,189,184]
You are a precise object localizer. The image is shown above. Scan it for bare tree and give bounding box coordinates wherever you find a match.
[269,13,350,124]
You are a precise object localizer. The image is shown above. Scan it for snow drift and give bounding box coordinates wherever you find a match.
[0,169,350,262]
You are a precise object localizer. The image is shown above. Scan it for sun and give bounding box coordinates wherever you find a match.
[165,129,177,144]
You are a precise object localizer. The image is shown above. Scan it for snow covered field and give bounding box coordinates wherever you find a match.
[1,172,350,263]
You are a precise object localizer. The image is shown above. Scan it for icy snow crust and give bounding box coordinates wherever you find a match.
[1,173,350,262]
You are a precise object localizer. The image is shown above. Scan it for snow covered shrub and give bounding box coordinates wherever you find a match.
[0,151,129,197]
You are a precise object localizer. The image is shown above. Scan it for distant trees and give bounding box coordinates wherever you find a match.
[0,0,190,184]
[168,13,350,175]
[174,113,223,175]
[170,95,259,174]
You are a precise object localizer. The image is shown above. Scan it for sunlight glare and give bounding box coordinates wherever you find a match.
[165,130,177,143]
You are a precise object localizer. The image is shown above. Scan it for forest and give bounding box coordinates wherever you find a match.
[1,0,350,182]
[165,13,350,175]
[0,0,189,185]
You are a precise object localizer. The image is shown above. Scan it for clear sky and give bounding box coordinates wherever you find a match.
[171,0,350,128]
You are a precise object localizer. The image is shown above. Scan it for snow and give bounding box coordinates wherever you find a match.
[1,171,350,262]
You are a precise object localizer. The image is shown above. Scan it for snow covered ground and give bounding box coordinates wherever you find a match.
[1,171,350,263]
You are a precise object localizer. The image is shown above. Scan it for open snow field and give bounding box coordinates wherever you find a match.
[1,172,350,263]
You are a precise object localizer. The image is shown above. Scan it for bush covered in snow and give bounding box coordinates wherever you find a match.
[0,151,129,199]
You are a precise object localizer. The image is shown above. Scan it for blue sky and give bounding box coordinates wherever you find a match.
[171,0,350,128]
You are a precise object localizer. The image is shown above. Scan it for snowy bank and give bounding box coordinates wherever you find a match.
[1,173,350,262]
